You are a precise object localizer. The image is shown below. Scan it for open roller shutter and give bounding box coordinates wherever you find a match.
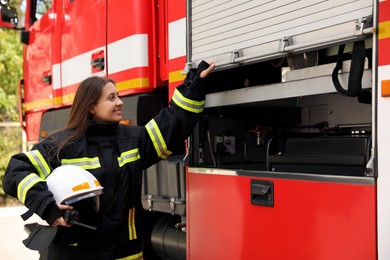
[189,0,373,68]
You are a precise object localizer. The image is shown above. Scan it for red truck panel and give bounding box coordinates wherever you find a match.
[24,112,44,143]
[23,6,55,112]
[187,170,376,260]
[107,0,158,95]
[22,4,57,142]
[379,0,390,66]
[61,0,106,60]
[60,0,107,105]
[22,0,167,141]
[166,0,187,98]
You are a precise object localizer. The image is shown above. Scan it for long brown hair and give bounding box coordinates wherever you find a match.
[52,76,115,159]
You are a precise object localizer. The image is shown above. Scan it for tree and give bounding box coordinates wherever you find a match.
[0,27,23,203]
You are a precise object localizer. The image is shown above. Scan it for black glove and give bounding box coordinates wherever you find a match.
[182,60,211,99]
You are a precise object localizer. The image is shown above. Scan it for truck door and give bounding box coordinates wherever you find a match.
[22,0,56,142]
[60,0,107,105]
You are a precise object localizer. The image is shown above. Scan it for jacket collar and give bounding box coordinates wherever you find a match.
[86,122,119,139]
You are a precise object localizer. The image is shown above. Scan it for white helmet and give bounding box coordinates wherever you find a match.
[46,165,103,211]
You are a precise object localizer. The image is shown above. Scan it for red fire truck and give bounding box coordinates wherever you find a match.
[2,0,390,259]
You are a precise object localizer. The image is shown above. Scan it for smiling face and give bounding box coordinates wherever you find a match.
[90,82,124,123]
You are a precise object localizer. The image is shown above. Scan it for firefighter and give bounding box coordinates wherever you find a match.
[2,61,215,260]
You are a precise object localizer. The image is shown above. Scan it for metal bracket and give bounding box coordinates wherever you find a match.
[147,194,153,211]
[279,36,292,52]
[182,62,193,74]
[365,152,375,177]
[170,198,176,215]
[230,49,242,63]
[356,17,369,34]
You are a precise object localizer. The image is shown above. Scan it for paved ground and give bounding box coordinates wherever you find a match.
[0,206,40,260]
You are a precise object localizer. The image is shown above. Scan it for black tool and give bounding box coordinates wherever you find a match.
[62,209,97,230]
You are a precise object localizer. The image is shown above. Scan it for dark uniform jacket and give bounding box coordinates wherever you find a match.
[2,61,210,260]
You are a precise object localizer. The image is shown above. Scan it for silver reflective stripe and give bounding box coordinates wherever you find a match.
[145,119,172,159]
[172,89,205,113]
[61,157,101,170]
[118,148,140,167]
[24,150,51,179]
[17,173,44,204]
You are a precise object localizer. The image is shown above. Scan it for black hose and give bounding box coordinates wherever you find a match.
[332,41,366,97]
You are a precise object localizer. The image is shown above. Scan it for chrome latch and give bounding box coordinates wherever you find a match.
[279,36,292,52]
[230,49,242,63]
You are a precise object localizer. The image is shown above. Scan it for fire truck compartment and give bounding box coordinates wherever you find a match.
[191,52,372,177]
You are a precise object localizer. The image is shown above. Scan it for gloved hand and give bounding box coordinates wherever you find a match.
[183,60,215,99]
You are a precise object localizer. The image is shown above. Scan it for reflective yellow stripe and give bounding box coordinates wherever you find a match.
[116,251,143,260]
[118,148,140,167]
[379,21,390,40]
[169,69,186,83]
[24,150,51,179]
[116,78,149,91]
[128,207,137,240]
[23,78,150,111]
[145,119,172,159]
[17,173,45,204]
[22,97,59,111]
[172,88,205,113]
[62,93,76,104]
[61,157,101,170]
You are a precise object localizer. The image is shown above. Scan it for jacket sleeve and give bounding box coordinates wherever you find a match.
[2,142,62,225]
[138,61,211,169]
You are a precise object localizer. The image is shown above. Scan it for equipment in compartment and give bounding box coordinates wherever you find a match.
[142,156,186,215]
[194,105,301,170]
[267,136,371,176]
[193,87,372,176]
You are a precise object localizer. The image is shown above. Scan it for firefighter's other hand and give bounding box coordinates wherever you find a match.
[200,62,215,78]
[52,204,73,228]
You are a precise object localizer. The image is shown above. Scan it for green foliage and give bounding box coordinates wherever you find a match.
[0,87,18,121]
[0,29,23,94]
[0,127,22,195]
[0,28,23,199]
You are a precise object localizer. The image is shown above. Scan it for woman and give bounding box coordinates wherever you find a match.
[3,61,214,259]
